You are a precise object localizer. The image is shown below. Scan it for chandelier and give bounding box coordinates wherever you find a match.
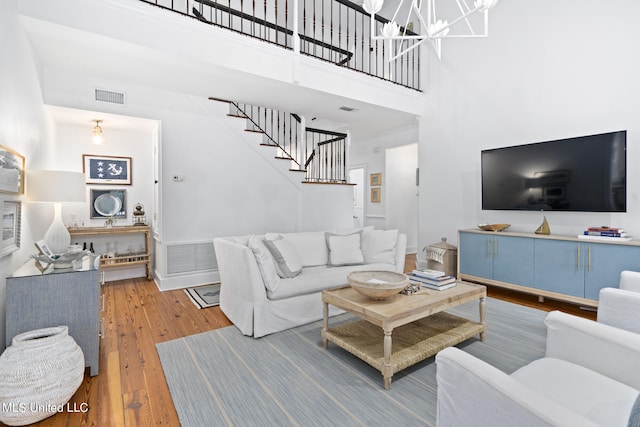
[363,0,499,61]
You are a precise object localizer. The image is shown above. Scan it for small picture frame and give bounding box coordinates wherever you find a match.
[35,239,55,258]
[1,200,21,258]
[371,187,381,203]
[83,154,132,185]
[0,145,25,195]
[90,189,127,219]
[370,173,382,186]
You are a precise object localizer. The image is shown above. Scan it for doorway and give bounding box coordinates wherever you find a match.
[349,167,364,228]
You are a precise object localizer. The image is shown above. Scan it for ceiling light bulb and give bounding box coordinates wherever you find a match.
[92,120,104,145]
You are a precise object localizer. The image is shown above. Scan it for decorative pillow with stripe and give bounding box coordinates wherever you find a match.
[264,235,303,278]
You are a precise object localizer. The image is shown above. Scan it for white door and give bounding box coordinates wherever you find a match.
[349,167,364,228]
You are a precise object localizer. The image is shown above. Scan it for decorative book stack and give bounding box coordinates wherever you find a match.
[407,269,457,291]
[579,227,631,242]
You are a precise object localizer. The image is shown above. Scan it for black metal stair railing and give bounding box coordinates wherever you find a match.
[213,98,348,183]
[304,128,348,183]
[139,0,420,90]
[227,101,304,169]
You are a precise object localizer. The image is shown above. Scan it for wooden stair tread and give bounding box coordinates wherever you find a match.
[302,181,355,185]
[226,114,245,119]
[245,129,264,133]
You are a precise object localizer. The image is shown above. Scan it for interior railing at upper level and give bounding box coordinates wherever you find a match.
[139,0,420,90]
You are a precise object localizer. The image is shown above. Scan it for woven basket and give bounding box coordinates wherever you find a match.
[0,326,85,426]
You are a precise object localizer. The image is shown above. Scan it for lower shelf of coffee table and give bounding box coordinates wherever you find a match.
[323,312,484,374]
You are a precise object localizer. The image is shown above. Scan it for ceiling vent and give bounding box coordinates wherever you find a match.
[339,105,359,112]
[94,89,126,105]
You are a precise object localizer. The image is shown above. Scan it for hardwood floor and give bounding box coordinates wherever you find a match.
[2,278,232,427]
[6,255,595,427]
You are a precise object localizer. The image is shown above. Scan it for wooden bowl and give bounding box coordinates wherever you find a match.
[347,271,409,300]
[478,223,511,232]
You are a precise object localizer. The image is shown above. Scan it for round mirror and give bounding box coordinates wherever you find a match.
[94,193,122,217]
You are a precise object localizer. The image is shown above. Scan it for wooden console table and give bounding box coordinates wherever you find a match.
[69,225,151,280]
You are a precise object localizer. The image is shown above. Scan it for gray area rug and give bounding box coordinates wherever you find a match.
[156,297,547,426]
[184,284,220,309]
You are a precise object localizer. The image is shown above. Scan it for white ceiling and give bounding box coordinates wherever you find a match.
[47,105,158,132]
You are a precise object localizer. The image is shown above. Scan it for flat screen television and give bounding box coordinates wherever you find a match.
[481,131,626,212]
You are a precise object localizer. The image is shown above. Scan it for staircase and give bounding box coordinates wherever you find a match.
[211,98,349,184]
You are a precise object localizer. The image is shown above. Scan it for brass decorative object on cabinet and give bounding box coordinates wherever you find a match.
[535,216,551,235]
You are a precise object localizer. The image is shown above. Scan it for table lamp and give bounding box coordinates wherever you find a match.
[27,170,86,254]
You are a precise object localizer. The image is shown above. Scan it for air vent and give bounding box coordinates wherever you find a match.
[94,89,126,105]
[339,106,359,112]
[166,241,217,275]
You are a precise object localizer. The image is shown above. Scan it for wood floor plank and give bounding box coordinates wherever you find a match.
[100,350,125,427]
[116,285,149,395]
[123,390,152,427]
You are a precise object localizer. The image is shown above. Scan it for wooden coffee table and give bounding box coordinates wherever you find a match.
[322,281,486,389]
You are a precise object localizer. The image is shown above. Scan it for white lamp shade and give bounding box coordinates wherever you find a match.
[27,170,86,254]
[27,170,86,203]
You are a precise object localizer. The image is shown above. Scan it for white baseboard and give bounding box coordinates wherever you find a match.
[154,269,221,291]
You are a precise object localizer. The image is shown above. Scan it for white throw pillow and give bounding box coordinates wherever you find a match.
[247,235,281,292]
[330,226,374,236]
[264,235,303,278]
[266,231,328,267]
[362,229,398,264]
[325,231,365,266]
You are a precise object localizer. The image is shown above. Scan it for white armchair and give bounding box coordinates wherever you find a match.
[598,270,640,334]
[436,311,640,427]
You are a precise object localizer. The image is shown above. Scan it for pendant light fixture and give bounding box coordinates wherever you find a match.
[92,120,104,145]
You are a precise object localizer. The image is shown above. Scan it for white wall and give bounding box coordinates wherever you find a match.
[350,125,419,241]
[0,0,56,351]
[386,143,418,253]
[418,0,640,252]
[41,69,354,289]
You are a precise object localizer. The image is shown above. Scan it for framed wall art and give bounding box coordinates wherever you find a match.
[0,145,25,195]
[370,173,382,187]
[371,187,381,203]
[83,154,132,185]
[1,200,21,258]
[90,189,127,219]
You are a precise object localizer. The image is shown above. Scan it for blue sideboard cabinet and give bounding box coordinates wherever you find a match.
[459,229,640,306]
[458,232,534,287]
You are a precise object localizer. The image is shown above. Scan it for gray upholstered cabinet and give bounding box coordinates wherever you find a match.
[5,256,102,376]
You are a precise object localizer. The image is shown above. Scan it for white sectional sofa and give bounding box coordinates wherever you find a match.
[214,228,407,337]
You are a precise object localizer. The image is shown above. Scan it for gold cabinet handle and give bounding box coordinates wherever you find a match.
[588,246,591,271]
[494,237,498,258]
[577,245,581,270]
[487,237,491,257]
